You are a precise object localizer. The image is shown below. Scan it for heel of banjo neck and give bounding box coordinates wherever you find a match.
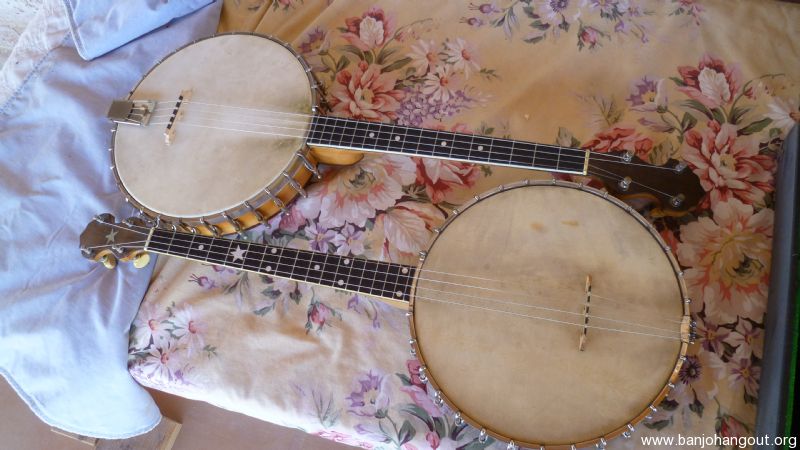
[309,146,365,166]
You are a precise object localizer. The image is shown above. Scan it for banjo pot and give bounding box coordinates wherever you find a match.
[109,34,704,237]
[81,180,693,449]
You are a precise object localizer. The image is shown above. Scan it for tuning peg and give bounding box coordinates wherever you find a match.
[618,176,632,191]
[133,252,151,269]
[94,213,116,224]
[124,217,147,227]
[99,254,117,269]
[669,194,685,208]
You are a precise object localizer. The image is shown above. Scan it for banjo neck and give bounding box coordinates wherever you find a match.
[308,115,590,175]
[144,227,415,306]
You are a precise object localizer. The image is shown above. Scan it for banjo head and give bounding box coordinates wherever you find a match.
[411,181,688,448]
[112,34,315,227]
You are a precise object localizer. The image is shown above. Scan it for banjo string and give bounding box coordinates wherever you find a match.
[145,118,683,200]
[88,222,683,335]
[143,100,677,168]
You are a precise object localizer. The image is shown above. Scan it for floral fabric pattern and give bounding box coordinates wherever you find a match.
[129,1,800,449]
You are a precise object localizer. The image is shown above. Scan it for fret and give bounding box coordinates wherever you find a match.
[314,115,332,146]
[168,231,193,258]
[261,246,281,277]
[446,133,473,160]
[510,141,536,167]
[403,126,423,155]
[210,238,234,266]
[469,135,493,161]
[331,253,346,289]
[242,242,264,272]
[346,257,369,293]
[370,261,391,297]
[270,246,290,278]
[381,262,402,299]
[308,116,588,175]
[335,117,352,148]
[416,128,438,156]
[308,115,322,144]
[144,229,416,302]
[294,248,310,281]
[307,251,326,285]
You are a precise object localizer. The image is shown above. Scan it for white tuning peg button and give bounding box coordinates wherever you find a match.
[99,254,117,270]
[133,253,151,269]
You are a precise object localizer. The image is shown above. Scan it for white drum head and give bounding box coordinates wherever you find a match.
[113,34,313,218]
[412,183,685,446]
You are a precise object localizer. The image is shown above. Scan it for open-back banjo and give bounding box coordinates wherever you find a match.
[107,33,702,237]
[81,180,694,449]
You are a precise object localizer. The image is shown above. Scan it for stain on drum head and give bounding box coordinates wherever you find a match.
[411,183,684,447]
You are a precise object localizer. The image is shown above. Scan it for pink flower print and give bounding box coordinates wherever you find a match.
[131,301,169,349]
[188,274,216,290]
[407,39,438,77]
[677,54,742,109]
[765,96,800,134]
[677,198,773,322]
[627,77,668,112]
[415,158,480,204]
[306,300,338,333]
[694,315,730,355]
[314,430,375,449]
[583,127,654,159]
[296,155,416,228]
[332,224,365,256]
[400,385,442,418]
[142,342,181,382]
[426,431,441,449]
[169,306,207,357]
[305,223,336,253]
[444,38,480,78]
[341,7,395,51]
[298,27,330,72]
[422,64,464,104]
[727,347,760,398]
[329,61,405,122]
[726,319,763,359]
[578,25,602,50]
[468,2,500,14]
[682,120,775,208]
[717,411,749,439]
[347,371,391,417]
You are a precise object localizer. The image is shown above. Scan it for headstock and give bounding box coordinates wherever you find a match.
[79,214,151,269]
[587,151,704,216]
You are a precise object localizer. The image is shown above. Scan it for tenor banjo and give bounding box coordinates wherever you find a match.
[80,180,694,449]
[107,33,702,237]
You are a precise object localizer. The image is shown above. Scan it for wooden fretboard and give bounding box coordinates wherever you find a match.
[307,115,588,174]
[145,228,416,302]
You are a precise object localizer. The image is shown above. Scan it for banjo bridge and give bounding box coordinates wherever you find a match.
[163,89,193,145]
[107,99,156,126]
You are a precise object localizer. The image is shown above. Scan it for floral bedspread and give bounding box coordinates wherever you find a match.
[128,1,800,448]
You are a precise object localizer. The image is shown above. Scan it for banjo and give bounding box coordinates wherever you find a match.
[107,33,703,237]
[80,180,694,449]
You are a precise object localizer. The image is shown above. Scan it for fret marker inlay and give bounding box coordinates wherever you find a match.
[314,264,320,270]
[230,245,246,262]
[197,244,205,250]
[394,136,400,141]
[369,132,375,138]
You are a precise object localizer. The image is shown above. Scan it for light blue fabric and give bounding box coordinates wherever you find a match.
[0,0,221,438]
[63,0,216,60]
